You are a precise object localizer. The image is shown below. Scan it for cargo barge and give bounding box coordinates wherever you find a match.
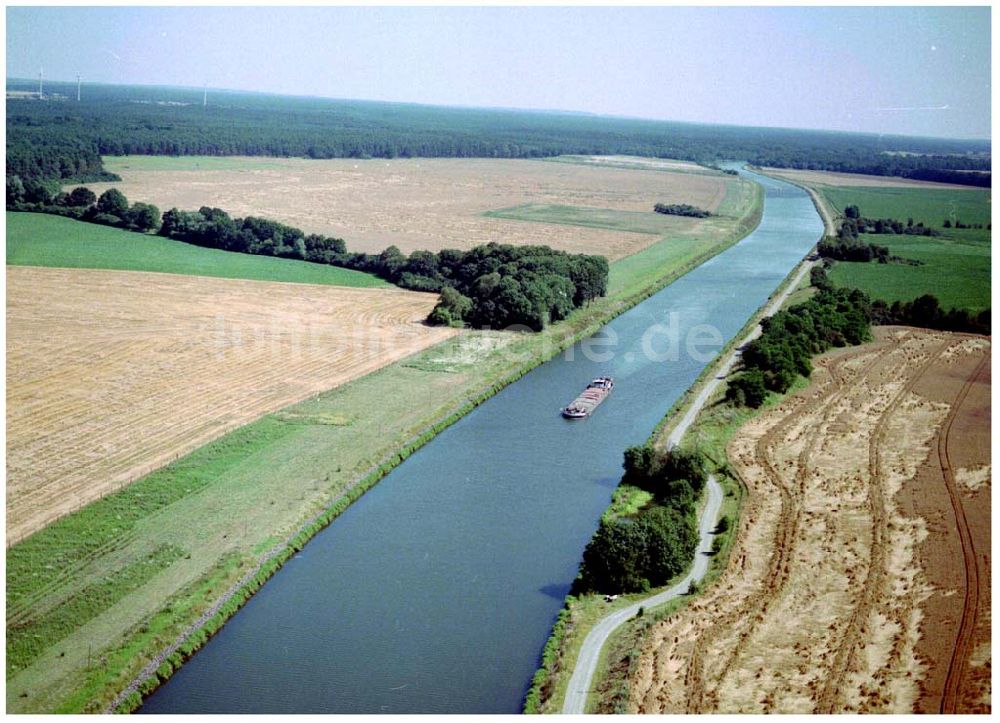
[562,377,614,419]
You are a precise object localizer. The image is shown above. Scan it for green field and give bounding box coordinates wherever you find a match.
[6,212,389,288]
[817,187,991,312]
[6,171,763,713]
[484,204,687,235]
[828,232,991,312]
[820,186,991,228]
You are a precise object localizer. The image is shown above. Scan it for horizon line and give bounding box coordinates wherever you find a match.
[5,75,991,146]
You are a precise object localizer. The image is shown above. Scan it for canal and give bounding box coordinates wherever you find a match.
[141,167,823,714]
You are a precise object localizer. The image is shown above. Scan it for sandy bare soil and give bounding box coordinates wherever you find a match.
[626,327,990,713]
[5,266,456,544]
[759,167,978,189]
[86,157,729,259]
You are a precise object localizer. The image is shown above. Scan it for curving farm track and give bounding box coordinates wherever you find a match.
[626,327,990,714]
[937,354,990,713]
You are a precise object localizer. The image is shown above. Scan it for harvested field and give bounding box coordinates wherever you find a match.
[759,167,978,189]
[85,156,732,260]
[626,327,990,713]
[5,265,456,544]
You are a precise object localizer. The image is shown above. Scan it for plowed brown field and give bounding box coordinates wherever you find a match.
[626,327,990,713]
[6,266,456,545]
[85,157,729,259]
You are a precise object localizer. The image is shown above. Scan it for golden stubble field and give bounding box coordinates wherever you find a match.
[87,157,729,259]
[5,265,457,544]
[627,327,990,713]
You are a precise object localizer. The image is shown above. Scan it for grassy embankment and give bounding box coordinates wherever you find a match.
[5,212,390,287]
[523,178,823,714]
[819,186,991,313]
[6,171,761,713]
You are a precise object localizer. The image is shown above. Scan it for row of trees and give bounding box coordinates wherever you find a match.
[725,287,873,407]
[842,206,940,237]
[6,181,160,232]
[653,203,711,218]
[7,182,609,331]
[7,80,990,185]
[154,206,609,330]
[576,447,707,594]
[944,219,989,229]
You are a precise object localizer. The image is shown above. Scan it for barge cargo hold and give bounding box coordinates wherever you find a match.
[562,377,614,419]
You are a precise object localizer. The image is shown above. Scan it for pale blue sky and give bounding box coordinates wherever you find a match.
[6,5,991,139]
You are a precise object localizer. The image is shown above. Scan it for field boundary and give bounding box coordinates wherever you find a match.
[100,172,765,713]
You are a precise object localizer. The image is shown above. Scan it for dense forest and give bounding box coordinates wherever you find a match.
[6,79,990,185]
[576,447,706,594]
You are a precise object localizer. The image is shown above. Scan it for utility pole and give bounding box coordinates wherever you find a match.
[38,67,43,97]
[203,84,207,108]
[77,74,81,101]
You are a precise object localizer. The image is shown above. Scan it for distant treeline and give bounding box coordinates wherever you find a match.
[9,182,609,331]
[653,203,711,218]
[575,447,706,594]
[5,80,990,185]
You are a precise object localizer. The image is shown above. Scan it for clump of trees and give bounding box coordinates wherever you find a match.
[817,234,891,263]
[653,203,711,218]
[725,288,873,406]
[6,182,161,232]
[420,244,608,330]
[576,446,706,594]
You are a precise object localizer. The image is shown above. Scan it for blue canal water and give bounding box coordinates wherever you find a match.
[141,168,823,714]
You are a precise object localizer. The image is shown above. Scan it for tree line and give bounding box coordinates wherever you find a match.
[871,295,990,335]
[575,447,707,594]
[158,206,608,330]
[842,205,940,236]
[653,203,711,218]
[6,79,990,185]
[7,184,610,331]
[725,287,873,407]
[6,181,160,232]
